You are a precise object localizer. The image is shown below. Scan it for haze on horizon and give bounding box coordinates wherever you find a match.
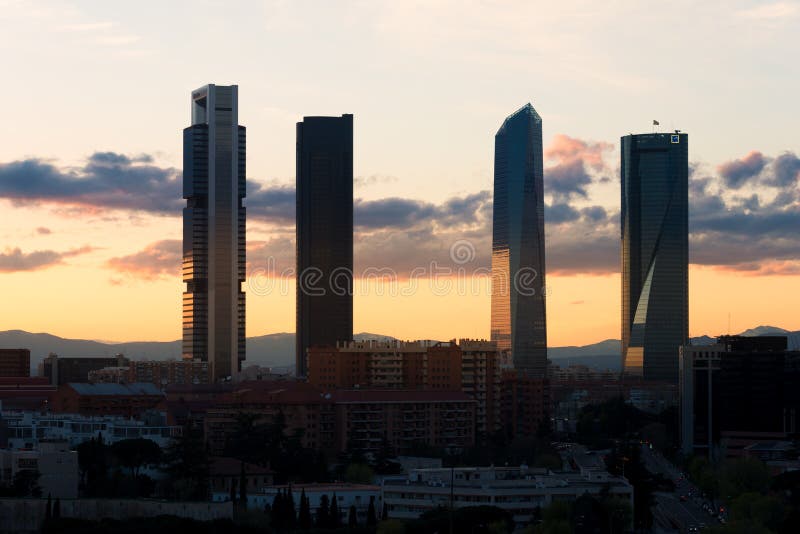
[0,0,799,346]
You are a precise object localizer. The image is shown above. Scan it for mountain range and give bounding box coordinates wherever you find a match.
[1,326,798,374]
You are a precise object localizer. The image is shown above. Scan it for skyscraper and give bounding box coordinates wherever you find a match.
[182,84,246,382]
[296,114,354,377]
[491,103,547,376]
[621,132,688,382]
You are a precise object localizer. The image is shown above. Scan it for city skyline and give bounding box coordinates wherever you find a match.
[0,1,798,347]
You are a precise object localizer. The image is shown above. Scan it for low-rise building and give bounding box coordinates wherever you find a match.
[39,354,129,385]
[0,411,181,449]
[208,456,274,499]
[382,465,633,528]
[0,442,79,498]
[50,382,165,417]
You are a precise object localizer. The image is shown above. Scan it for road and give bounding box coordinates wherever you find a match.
[640,444,721,532]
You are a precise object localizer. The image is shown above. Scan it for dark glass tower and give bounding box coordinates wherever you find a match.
[622,132,688,382]
[296,114,353,377]
[182,84,246,382]
[491,103,547,376]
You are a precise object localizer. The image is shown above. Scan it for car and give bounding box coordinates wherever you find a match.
[688,526,699,532]
[680,495,688,502]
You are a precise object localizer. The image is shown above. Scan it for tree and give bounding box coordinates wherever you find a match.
[348,504,358,528]
[239,462,248,509]
[367,495,377,527]
[10,469,42,498]
[330,493,341,528]
[377,519,406,534]
[111,438,162,481]
[53,498,61,519]
[272,490,285,530]
[162,423,210,501]
[317,494,330,528]
[298,488,312,530]
[345,463,374,484]
[719,458,770,500]
[728,492,786,531]
[286,487,297,530]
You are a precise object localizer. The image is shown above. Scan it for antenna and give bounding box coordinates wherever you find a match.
[728,312,731,335]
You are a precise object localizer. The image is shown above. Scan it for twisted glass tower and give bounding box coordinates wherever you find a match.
[182,84,246,382]
[622,132,688,383]
[491,103,547,376]
[295,114,354,377]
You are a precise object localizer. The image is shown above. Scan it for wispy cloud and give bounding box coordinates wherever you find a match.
[0,246,94,272]
[106,240,181,281]
[736,2,799,20]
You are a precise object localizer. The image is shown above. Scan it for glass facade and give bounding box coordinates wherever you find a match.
[621,133,688,382]
[183,84,246,382]
[296,114,354,377]
[491,104,547,376]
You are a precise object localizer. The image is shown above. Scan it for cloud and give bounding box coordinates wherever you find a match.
[247,182,295,225]
[767,152,800,188]
[106,240,181,280]
[735,2,799,20]
[35,227,52,235]
[0,246,93,272]
[717,150,766,189]
[0,153,182,214]
[544,134,614,201]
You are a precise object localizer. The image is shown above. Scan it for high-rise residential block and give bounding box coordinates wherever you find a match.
[0,349,30,377]
[491,103,547,376]
[182,84,246,382]
[295,114,353,377]
[621,132,688,382]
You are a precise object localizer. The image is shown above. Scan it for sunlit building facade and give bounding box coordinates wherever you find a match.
[182,84,246,382]
[621,132,688,382]
[491,103,547,376]
[295,114,353,377]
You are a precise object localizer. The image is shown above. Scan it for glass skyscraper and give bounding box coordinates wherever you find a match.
[491,103,547,376]
[621,132,688,382]
[182,84,246,382]
[295,114,353,377]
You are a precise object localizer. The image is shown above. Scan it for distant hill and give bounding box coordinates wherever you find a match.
[2,325,798,375]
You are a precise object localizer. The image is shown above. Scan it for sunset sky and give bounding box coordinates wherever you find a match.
[1,0,799,347]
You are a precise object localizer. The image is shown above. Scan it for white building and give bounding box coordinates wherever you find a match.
[382,465,633,527]
[0,442,79,498]
[0,411,181,450]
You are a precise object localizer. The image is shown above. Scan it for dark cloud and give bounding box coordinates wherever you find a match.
[0,246,93,272]
[106,239,181,280]
[246,182,295,224]
[546,203,581,224]
[767,152,800,188]
[0,154,182,213]
[355,191,490,230]
[717,151,766,189]
[544,134,614,201]
[545,160,592,200]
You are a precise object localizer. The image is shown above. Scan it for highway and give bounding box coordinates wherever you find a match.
[640,444,722,532]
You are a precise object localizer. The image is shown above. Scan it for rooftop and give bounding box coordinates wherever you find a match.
[66,382,163,396]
